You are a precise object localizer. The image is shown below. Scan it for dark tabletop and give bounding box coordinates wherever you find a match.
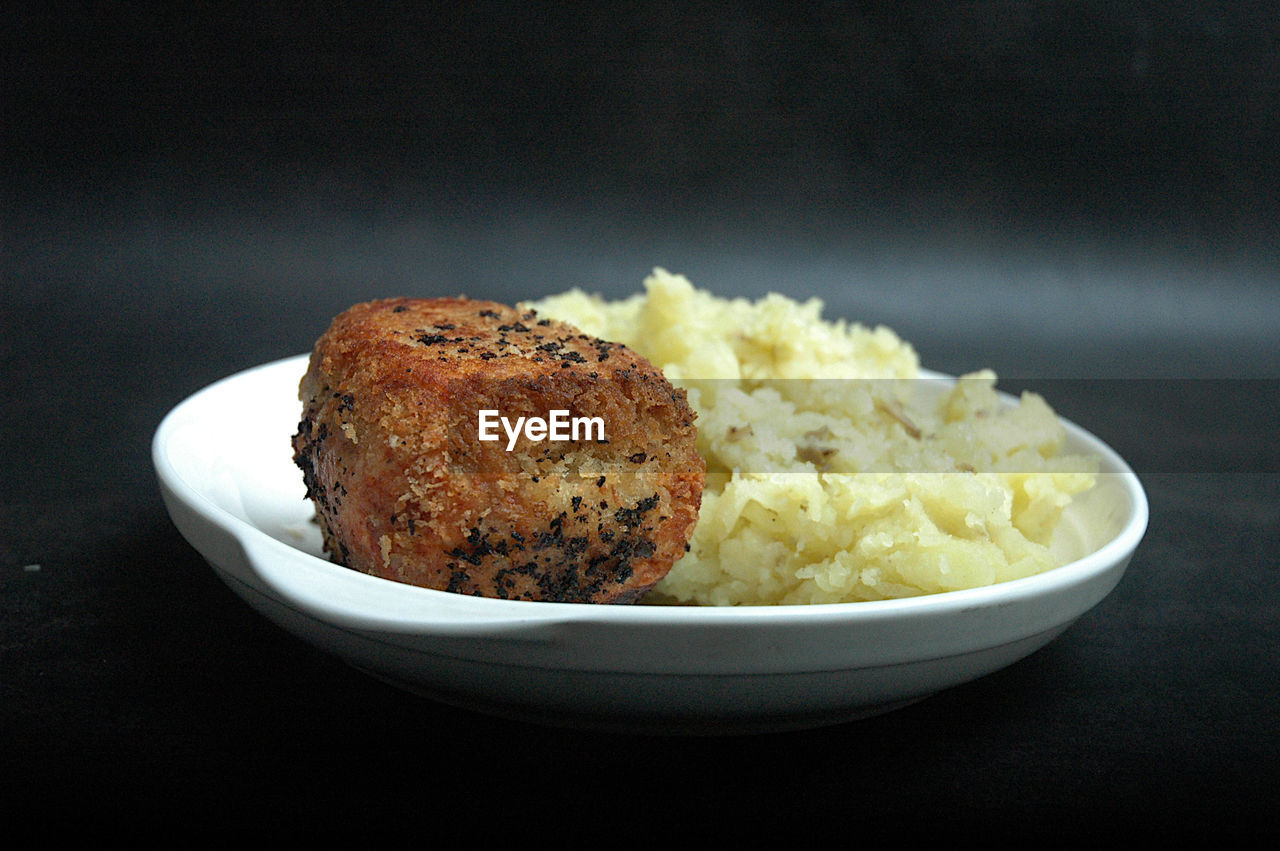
[4,3,1277,841]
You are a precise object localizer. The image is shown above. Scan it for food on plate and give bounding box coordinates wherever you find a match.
[527,268,1099,605]
[291,296,704,603]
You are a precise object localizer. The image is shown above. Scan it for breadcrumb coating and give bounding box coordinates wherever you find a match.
[292,296,704,603]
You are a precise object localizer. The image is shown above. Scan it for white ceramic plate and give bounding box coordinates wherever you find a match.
[154,354,1148,734]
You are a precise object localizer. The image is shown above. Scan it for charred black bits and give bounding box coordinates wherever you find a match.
[614,494,660,528]
[446,567,470,593]
[449,547,483,566]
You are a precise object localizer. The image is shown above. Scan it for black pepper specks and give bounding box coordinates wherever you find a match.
[614,493,660,529]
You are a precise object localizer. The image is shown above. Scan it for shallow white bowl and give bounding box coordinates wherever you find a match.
[154,354,1148,735]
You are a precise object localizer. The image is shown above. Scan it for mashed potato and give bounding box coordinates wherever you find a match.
[526,268,1097,605]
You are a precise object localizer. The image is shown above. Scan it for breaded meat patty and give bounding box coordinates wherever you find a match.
[291,296,704,603]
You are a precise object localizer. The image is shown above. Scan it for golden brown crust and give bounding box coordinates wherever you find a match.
[291,296,704,603]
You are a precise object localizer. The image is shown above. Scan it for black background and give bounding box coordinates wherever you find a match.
[4,1,1277,840]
